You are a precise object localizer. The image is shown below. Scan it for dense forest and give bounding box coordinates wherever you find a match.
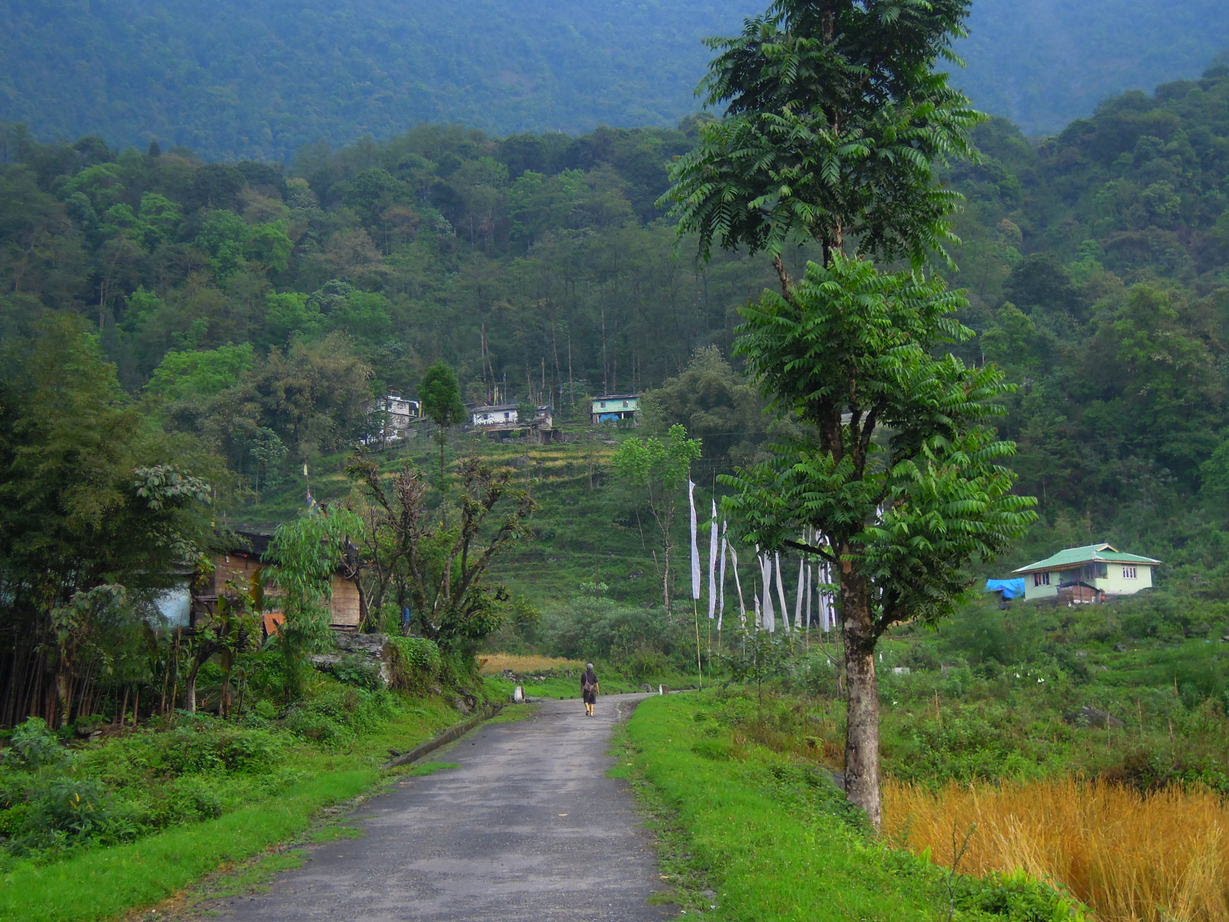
[4,59,1229,572]
[2,0,1227,161]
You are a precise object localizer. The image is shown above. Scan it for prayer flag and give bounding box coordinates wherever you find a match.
[760,551,775,632]
[795,557,806,630]
[688,480,701,601]
[774,552,790,634]
[707,500,719,619]
[728,541,746,627]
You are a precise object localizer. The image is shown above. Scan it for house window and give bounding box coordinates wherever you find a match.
[1123,566,1137,579]
[1033,572,1050,587]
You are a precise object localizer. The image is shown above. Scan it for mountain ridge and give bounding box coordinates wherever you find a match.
[2,0,1227,162]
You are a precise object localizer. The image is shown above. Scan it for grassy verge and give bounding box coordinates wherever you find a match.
[0,700,465,922]
[620,689,1088,921]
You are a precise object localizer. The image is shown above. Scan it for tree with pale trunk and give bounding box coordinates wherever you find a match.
[612,425,702,615]
[663,0,1036,829]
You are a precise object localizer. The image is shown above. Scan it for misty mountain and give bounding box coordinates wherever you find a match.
[1,0,1227,161]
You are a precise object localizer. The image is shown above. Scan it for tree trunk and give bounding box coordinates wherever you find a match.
[840,569,883,831]
[662,539,673,615]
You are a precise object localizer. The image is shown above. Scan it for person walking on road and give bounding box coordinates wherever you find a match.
[581,663,599,717]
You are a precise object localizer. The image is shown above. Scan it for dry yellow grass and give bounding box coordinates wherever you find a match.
[477,653,584,675]
[884,778,1229,922]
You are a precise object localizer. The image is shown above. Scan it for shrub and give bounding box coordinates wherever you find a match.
[144,775,226,827]
[319,653,384,691]
[4,718,67,771]
[281,684,393,748]
[16,776,116,851]
[388,635,443,691]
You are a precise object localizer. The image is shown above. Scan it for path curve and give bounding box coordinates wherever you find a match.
[206,693,676,922]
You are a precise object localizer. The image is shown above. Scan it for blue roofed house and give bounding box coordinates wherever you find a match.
[1013,543,1160,603]
[590,394,639,425]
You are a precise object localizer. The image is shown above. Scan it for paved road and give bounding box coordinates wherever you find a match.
[207,693,676,922]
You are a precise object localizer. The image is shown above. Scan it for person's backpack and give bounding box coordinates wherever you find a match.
[583,676,596,694]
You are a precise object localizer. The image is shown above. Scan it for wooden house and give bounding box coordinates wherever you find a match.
[1013,543,1160,603]
[590,394,639,425]
[192,532,364,635]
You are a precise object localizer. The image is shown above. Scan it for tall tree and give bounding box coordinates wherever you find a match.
[420,361,467,479]
[612,425,702,614]
[664,0,1034,829]
[0,317,214,726]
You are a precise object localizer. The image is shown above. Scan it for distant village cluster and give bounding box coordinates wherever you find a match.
[361,392,641,448]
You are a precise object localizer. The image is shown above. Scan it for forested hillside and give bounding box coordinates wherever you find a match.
[3,61,1229,584]
[2,0,1227,161]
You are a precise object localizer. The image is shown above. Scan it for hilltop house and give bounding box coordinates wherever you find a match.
[1013,543,1160,603]
[590,394,639,425]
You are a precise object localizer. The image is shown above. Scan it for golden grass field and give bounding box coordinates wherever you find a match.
[885,778,1229,921]
[477,653,585,675]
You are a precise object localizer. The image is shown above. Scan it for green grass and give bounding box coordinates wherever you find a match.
[620,689,1086,921]
[0,700,466,922]
[0,770,378,921]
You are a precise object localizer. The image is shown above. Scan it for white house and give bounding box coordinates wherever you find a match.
[363,394,420,447]
[590,394,639,424]
[1013,543,1160,603]
[470,403,520,429]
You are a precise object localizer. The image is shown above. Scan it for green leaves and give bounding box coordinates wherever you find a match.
[665,0,982,268]
[612,424,702,491]
[724,253,1036,635]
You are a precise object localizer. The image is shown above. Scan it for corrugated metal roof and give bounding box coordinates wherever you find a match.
[1013,543,1161,574]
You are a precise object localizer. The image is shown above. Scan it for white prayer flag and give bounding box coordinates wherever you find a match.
[688,480,701,601]
[774,552,790,634]
[707,500,719,619]
[804,562,813,634]
[717,523,728,631]
[819,558,835,632]
[794,557,806,630]
[728,541,746,628]
[760,551,774,632]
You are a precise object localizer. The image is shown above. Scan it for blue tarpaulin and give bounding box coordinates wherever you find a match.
[985,578,1026,600]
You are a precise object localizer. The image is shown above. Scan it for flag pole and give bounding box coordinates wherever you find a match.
[693,597,703,689]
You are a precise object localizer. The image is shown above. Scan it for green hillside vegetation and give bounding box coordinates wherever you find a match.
[2,1,1227,160]
[3,62,1229,584]
[3,57,1229,920]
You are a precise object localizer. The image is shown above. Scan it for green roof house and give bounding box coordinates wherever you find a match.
[1013,543,1160,603]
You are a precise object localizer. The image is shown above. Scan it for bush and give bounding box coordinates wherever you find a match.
[145,775,226,827]
[12,776,117,851]
[388,635,443,691]
[319,653,384,691]
[281,684,394,748]
[4,718,67,770]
